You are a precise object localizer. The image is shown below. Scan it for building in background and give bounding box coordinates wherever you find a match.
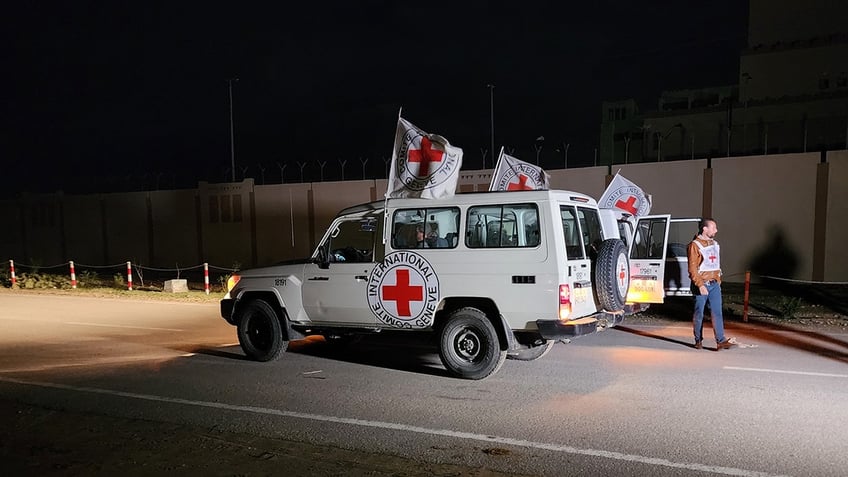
[600,0,848,165]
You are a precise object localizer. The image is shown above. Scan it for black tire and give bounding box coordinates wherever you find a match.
[236,300,288,361]
[507,340,555,361]
[595,238,629,312]
[438,307,507,380]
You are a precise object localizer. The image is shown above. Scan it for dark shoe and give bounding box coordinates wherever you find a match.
[717,339,735,350]
[694,341,702,350]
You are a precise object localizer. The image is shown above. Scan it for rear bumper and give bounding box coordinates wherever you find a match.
[536,316,599,339]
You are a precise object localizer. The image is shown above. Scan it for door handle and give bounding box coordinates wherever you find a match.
[355,275,367,281]
[308,276,329,281]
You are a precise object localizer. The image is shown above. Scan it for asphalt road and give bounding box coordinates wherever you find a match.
[1,292,847,476]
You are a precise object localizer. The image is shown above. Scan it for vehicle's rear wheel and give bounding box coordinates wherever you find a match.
[438,307,506,380]
[507,340,555,361]
[595,238,629,312]
[237,300,288,361]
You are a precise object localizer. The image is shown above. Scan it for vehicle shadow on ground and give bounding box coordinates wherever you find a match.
[621,313,848,363]
[613,326,713,350]
[287,334,452,378]
[728,320,848,364]
[187,347,251,360]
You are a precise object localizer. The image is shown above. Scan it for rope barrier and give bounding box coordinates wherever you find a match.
[134,264,205,272]
[208,265,240,272]
[7,260,235,274]
[5,258,238,292]
[758,275,848,286]
[10,261,69,270]
[74,262,131,269]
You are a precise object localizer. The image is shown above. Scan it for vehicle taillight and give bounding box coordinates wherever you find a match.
[559,284,571,321]
[227,274,241,292]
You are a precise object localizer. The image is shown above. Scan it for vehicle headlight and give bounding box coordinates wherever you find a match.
[227,274,241,292]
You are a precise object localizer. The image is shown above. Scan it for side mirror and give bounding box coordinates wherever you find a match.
[314,245,330,269]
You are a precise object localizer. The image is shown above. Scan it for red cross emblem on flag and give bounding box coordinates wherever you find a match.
[615,196,639,215]
[381,269,424,317]
[408,136,444,176]
[506,174,534,191]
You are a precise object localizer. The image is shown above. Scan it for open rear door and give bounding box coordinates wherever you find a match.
[625,214,670,304]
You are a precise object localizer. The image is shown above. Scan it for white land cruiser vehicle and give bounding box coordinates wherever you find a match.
[221,190,670,379]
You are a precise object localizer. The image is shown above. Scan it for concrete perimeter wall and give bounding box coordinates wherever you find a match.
[2,151,846,282]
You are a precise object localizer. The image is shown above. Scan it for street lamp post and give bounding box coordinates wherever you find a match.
[658,123,683,161]
[534,136,545,165]
[555,142,570,168]
[227,78,239,182]
[487,84,495,170]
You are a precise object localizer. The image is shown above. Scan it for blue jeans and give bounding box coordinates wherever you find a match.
[693,282,725,343]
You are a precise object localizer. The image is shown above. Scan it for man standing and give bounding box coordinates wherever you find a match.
[688,218,734,350]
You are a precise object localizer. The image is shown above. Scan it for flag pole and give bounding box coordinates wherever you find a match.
[488,147,505,191]
[383,109,404,244]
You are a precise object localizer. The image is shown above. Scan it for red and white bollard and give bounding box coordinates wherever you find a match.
[204,262,210,295]
[70,261,77,289]
[126,261,133,291]
[9,260,16,287]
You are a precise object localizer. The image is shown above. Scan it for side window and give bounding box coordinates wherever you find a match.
[467,203,539,248]
[560,206,584,259]
[391,207,459,249]
[666,220,697,258]
[577,207,604,257]
[632,219,668,260]
[325,217,378,263]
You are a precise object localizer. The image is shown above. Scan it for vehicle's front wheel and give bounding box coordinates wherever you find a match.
[438,307,506,380]
[237,300,288,361]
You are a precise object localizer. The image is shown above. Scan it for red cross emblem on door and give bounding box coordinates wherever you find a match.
[381,269,424,317]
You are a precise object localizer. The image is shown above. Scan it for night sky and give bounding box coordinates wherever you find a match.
[3,1,748,195]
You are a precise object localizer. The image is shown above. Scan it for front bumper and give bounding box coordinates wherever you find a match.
[220,298,235,324]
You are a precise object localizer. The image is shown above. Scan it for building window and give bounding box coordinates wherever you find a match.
[819,77,830,90]
[837,74,847,88]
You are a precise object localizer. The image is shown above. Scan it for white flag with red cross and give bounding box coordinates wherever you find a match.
[598,172,652,219]
[386,117,463,199]
[488,148,550,191]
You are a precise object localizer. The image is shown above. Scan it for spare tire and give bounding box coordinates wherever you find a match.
[595,239,629,312]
